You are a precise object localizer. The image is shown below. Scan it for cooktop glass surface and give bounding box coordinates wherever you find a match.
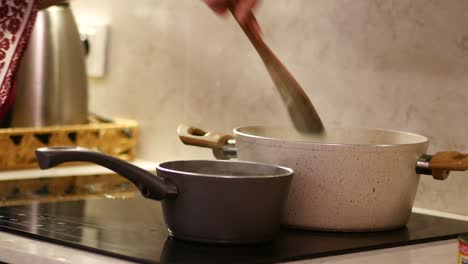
[0,197,467,264]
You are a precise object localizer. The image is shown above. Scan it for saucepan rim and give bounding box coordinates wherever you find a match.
[157,159,294,179]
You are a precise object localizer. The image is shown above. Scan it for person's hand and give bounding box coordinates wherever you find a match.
[38,0,67,9]
[204,0,261,34]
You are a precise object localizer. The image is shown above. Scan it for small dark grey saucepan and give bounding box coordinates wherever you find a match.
[35,147,293,244]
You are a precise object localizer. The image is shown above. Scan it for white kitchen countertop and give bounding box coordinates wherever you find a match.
[291,239,458,264]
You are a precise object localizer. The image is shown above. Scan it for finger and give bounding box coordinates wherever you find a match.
[203,0,230,15]
[210,5,229,15]
[234,0,258,24]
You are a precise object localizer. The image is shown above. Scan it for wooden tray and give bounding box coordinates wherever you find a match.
[0,117,138,170]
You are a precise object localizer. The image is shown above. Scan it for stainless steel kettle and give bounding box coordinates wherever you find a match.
[12,1,88,127]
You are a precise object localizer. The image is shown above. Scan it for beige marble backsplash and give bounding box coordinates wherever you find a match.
[71,1,468,215]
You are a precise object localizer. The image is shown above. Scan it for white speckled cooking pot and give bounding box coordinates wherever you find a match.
[178,125,468,231]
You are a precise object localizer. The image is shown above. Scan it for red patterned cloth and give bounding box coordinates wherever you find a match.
[0,0,39,126]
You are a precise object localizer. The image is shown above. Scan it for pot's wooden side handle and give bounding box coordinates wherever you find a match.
[177,125,234,159]
[428,151,468,180]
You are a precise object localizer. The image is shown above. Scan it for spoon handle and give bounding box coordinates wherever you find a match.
[232,11,324,133]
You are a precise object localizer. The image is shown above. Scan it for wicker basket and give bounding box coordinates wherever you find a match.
[0,117,138,170]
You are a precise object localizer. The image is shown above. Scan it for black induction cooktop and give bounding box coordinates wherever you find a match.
[0,197,466,264]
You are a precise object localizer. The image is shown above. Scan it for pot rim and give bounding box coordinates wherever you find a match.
[233,126,429,147]
[157,159,294,179]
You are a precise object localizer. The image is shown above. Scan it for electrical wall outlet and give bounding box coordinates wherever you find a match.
[78,24,109,78]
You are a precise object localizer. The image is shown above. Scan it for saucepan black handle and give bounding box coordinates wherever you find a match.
[35,147,178,200]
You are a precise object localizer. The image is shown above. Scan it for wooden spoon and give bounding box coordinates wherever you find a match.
[232,11,324,134]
